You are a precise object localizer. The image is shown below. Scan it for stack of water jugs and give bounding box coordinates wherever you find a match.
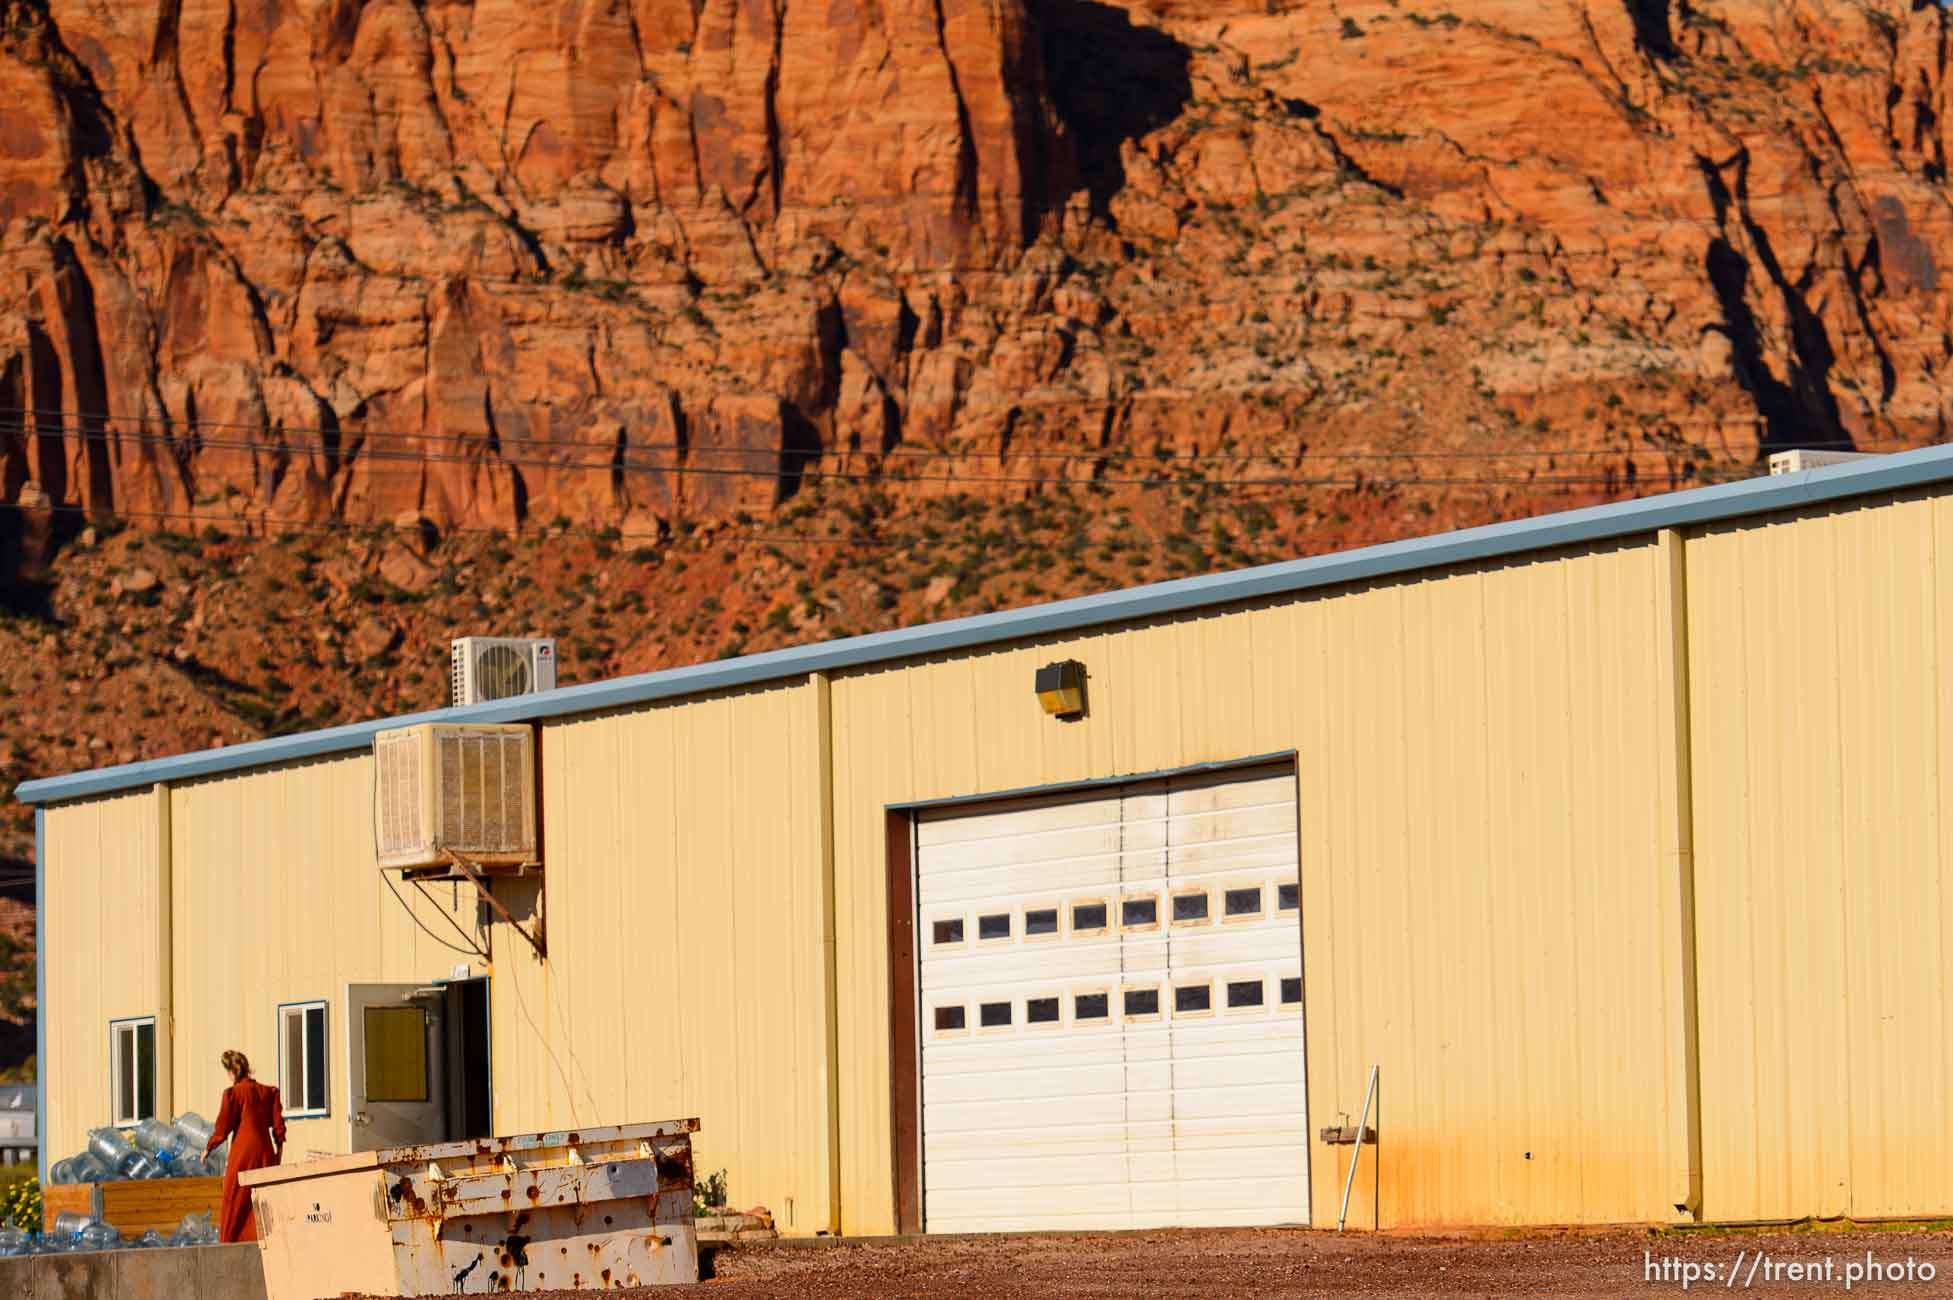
[0,1209,218,1256]
[0,1113,229,1256]
[50,1113,230,1184]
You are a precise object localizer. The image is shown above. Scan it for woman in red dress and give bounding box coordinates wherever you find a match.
[205,1049,287,1243]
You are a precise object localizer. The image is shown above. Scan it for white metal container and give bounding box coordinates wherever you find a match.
[1766,448,1878,475]
[243,1120,699,1297]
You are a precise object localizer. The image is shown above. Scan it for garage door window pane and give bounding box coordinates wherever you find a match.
[1224,887,1262,917]
[1121,897,1159,929]
[1123,987,1160,1018]
[1280,977,1302,1004]
[979,1001,1013,1028]
[1071,902,1108,934]
[1025,908,1059,937]
[1174,983,1212,1014]
[932,918,964,946]
[1074,992,1109,1021]
[1026,997,1060,1025]
[1277,883,1299,911]
[1171,891,1209,924]
[978,913,1012,941]
[934,1005,967,1034]
[1227,979,1265,1008]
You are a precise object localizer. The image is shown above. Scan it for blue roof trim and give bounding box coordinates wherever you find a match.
[17,443,1953,806]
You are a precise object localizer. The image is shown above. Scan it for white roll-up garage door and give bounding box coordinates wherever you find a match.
[915,763,1307,1233]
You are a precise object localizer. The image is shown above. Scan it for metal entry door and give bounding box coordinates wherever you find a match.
[347,983,446,1151]
[914,763,1307,1233]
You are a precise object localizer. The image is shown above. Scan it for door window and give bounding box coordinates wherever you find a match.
[363,1005,430,1103]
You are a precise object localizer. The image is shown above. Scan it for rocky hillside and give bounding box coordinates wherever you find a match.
[1,0,1951,864]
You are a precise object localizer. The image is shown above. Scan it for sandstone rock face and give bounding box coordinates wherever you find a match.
[0,0,1948,549]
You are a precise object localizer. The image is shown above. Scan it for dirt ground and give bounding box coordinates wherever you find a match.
[482,1224,1953,1298]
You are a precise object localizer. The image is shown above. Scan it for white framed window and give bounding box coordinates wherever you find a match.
[278,1000,331,1118]
[109,1017,157,1127]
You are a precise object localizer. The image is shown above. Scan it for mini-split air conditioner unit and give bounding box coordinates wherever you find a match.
[450,636,556,707]
[373,723,538,872]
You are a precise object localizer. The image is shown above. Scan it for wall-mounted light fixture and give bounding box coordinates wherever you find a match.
[1035,660,1088,719]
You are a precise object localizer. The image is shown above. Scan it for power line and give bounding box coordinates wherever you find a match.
[0,491,1678,561]
[0,404,1908,464]
[0,499,911,548]
[0,421,1722,490]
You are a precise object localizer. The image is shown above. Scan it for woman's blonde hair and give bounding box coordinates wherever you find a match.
[220,1050,252,1080]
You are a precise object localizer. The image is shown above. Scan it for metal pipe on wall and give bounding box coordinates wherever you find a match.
[153,783,174,1127]
[1658,528,1705,1220]
[812,671,843,1236]
[1338,1065,1379,1232]
[33,806,45,1187]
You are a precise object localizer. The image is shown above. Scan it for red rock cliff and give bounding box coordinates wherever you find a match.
[0,0,1948,553]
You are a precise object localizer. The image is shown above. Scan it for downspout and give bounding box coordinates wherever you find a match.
[1658,528,1704,1219]
[33,805,45,1188]
[812,671,843,1235]
[154,782,174,1125]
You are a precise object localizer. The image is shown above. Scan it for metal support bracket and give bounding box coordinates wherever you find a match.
[445,850,546,960]
[1318,1123,1377,1146]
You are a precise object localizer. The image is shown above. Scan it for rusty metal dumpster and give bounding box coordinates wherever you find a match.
[242,1119,699,1298]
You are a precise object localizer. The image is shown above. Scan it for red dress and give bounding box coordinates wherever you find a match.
[206,1078,287,1243]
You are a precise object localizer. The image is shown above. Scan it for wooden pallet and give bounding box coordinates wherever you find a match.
[42,1176,223,1236]
[39,1180,92,1230]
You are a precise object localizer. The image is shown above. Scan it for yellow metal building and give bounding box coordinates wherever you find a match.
[22,450,1953,1233]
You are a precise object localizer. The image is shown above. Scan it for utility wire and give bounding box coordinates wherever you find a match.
[0,496,1672,560]
[0,423,1723,490]
[408,877,492,962]
[0,403,1903,463]
[0,498,913,546]
[379,863,483,959]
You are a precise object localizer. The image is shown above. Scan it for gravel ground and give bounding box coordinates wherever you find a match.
[465,1224,1953,1299]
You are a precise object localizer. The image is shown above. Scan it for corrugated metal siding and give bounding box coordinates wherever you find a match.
[498,680,834,1233]
[42,791,163,1163]
[45,490,1953,1231]
[168,755,475,1157]
[1687,495,1953,1222]
[830,540,1686,1232]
